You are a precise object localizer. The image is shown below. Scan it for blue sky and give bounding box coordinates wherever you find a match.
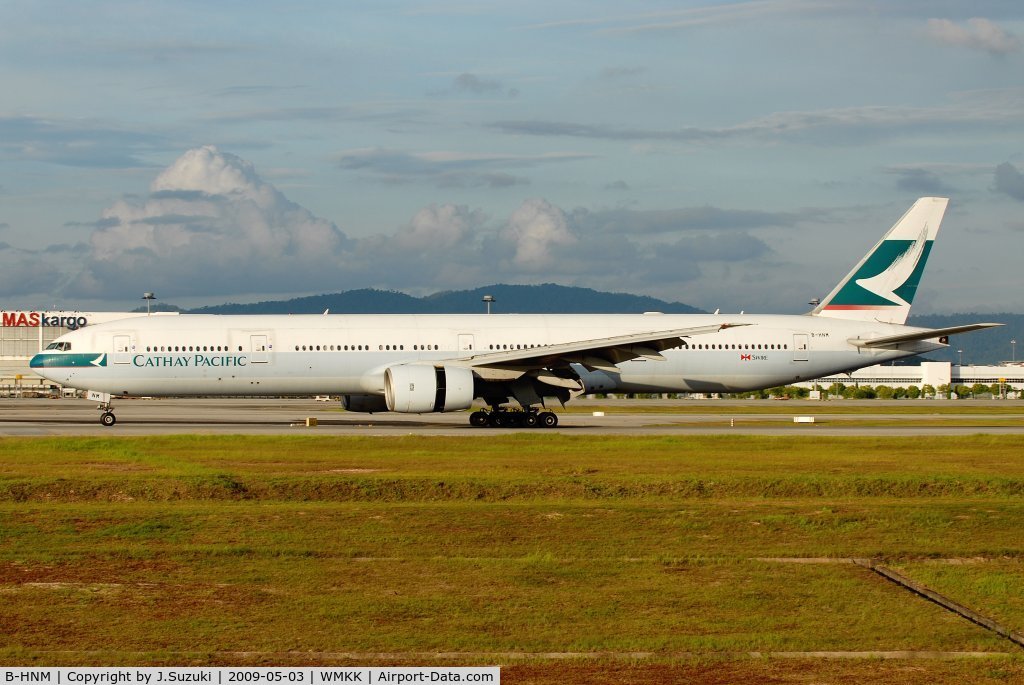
[1,0,1023,314]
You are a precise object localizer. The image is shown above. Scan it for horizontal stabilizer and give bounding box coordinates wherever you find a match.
[848,323,1003,349]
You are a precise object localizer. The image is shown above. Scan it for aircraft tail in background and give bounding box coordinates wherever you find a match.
[811,197,947,325]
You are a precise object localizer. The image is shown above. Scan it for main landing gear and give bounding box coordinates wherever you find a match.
[469,407,559,428]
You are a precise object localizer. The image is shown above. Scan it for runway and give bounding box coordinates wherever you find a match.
[3,397,1024,436]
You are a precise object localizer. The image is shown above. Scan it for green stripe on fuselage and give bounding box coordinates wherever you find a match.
[30,353,107,368]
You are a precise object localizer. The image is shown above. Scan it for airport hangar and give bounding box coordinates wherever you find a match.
[2,309,1023,397]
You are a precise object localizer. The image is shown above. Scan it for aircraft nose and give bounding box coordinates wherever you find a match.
[29,352,48,369]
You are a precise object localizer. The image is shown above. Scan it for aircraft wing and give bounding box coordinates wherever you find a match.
[849,322,1003,349]
[450,322,749,376]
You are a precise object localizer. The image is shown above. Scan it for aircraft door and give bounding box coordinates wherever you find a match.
[793,334,809,362]
[250,334,270,363]
[113,335,133,364]
[458,334,475,351]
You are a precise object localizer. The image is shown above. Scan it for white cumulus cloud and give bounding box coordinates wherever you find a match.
[74,146,352,298]
[395,203,485,250]
[926,17,1021,55]
[498,198,578,271]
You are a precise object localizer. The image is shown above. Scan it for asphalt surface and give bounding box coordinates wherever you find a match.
[3,397,1024,436]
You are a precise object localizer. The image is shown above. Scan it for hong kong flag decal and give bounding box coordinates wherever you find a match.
[740,354,752,361]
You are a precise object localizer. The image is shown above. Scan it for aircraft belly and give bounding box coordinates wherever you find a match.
[56,352,370,396]
[616,353,849,393]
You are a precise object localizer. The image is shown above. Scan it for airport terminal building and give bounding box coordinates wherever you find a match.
[1,310,177,394]
[793,360,1024,394]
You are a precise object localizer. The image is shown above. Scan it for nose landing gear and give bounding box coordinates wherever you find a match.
[88,391,117,427]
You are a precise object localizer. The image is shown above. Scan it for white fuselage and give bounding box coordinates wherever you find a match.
[31,313,940,397]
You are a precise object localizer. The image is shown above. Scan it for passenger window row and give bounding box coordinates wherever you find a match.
[145,345,241,352]
[294,344,443,351]
[489,343,543,350]
[692,343,789,350]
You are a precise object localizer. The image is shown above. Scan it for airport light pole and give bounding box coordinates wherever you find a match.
[1013,339,1017,363]
[482,295,495,314]
[142,292,156,316]
[957,349,963,367]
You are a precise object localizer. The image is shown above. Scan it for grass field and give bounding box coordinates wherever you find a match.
[2,434,1024,683]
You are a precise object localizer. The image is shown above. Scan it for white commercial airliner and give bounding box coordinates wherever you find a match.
[31,197,999,427]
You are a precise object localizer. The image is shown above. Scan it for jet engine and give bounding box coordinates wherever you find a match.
[385,364,475,413]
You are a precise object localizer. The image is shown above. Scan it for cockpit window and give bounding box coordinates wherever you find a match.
[45,342,71,351]
[46,342,60,350]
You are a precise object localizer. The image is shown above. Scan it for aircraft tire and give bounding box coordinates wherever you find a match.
[469,411,489,427]
[100,412,116,427]
[539,412,558,428]
[524,413,539,428]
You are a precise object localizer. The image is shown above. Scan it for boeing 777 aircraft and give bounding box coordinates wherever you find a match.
[31,197,999,427]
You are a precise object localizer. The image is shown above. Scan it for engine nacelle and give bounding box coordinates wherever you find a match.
[385,364,475,413]
[341,394,389,413]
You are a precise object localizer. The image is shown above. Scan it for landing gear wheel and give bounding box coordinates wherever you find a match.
[539,412,558,428]
[524,413,539,428]
[488,412,505,428]
[469,411,489,427]
[100,412,116,427]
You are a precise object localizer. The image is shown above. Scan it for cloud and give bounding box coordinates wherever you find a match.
[488,120,711,142]
[487,92,1024,146]
[888,167,954,195]
[0,115,167,168]
[994,162,1024,201]
[570,206,814,235]
[394,204,486,251]
[334,147,588,187]
[453,73,502,94]
[529,0,833,34]
[599,66,646,80]
[9,147,808,306]
[926,18,1021,55]
[69,146,352,298]
[496,198,578,271]
[204,104,425,125]
[0,242,86,296]
[427,73,519,99]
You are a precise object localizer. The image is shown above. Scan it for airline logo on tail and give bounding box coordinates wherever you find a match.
[825,225,932,311]
[813,197,947,325]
